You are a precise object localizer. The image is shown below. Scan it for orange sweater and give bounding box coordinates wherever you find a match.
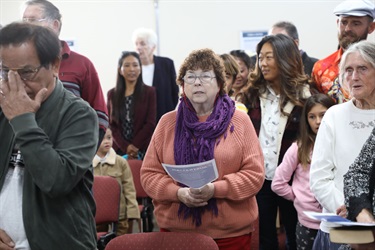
[141,109,265,239]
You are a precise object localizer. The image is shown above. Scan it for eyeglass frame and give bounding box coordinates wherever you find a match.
[0,65,44,82]
[22,18,48,24]
[183,73,216,85]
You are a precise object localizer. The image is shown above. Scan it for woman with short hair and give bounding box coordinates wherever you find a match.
[141,48,264,250]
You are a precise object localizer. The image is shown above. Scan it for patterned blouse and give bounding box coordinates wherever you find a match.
[120,95,134,142]
[259,86,281,180]
[311,48,350,104]
[344,126,375,221]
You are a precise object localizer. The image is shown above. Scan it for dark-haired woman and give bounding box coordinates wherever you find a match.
[229,50,256,98]
[107,51,156,159]
[240,34,311,250]
[219,53,248,113]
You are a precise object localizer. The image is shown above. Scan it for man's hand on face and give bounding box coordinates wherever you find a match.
[0,70,47,121]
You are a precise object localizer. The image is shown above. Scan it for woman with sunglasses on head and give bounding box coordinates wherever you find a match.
[141,48,264,250]
[239,34,311,250]
[107,51,156,160]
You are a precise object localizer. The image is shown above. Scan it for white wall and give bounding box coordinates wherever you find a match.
[1,0,374,99]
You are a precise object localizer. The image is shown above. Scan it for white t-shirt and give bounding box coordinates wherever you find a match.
[0,150,30,249]
[310,100,375,233]
[142,64,155,87]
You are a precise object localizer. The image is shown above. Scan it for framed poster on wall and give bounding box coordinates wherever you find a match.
[240,30,268,54]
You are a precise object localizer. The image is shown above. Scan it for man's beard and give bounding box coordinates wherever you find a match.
[338,30,368,50]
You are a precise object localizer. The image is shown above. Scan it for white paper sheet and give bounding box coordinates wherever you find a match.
[162,159,218,188]
[304,211,375,227]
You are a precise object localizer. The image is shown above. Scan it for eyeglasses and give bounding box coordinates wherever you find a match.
[183,73,216,85]
[22,18,47,24]
[0,65,43,81]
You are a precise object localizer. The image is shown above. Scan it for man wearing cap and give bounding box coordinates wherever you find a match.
[311,0,375,103]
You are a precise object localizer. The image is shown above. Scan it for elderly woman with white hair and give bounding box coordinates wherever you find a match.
[310,40,375,250]
[132,27,179,122]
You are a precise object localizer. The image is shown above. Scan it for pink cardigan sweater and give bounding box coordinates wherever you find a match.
[271,142,322,229]
[140,109,264,239]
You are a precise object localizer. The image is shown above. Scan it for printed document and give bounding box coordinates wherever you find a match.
[162,159,218,188]
[304,211,375,226]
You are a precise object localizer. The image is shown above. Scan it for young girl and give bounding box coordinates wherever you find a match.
[271,94,335,249]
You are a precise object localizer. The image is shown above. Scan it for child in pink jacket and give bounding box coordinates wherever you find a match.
[272,94,335,249]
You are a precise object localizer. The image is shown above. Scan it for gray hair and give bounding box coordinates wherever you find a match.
[132,27,158,47]
[339,40,375,86]
[24,0,62,33]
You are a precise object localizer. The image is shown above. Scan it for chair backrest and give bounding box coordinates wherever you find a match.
[105,232,219,250]
[127,159,153,232]
[127,159,148,199]
[92,175,121,225]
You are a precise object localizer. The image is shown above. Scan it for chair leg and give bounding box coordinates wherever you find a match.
[142,214,148,232]
[143,198,154,232]
[137,218,143,232]
[141,208,148,232]
[146,207,154,232]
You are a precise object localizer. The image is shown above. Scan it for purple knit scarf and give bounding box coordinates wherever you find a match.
[174,94,235,227]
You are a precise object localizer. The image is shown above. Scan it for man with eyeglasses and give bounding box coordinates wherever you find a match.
[0,22,98,250]
[22,0,108,147]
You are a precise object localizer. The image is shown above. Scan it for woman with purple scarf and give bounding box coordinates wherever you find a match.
[141,48,265,250]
